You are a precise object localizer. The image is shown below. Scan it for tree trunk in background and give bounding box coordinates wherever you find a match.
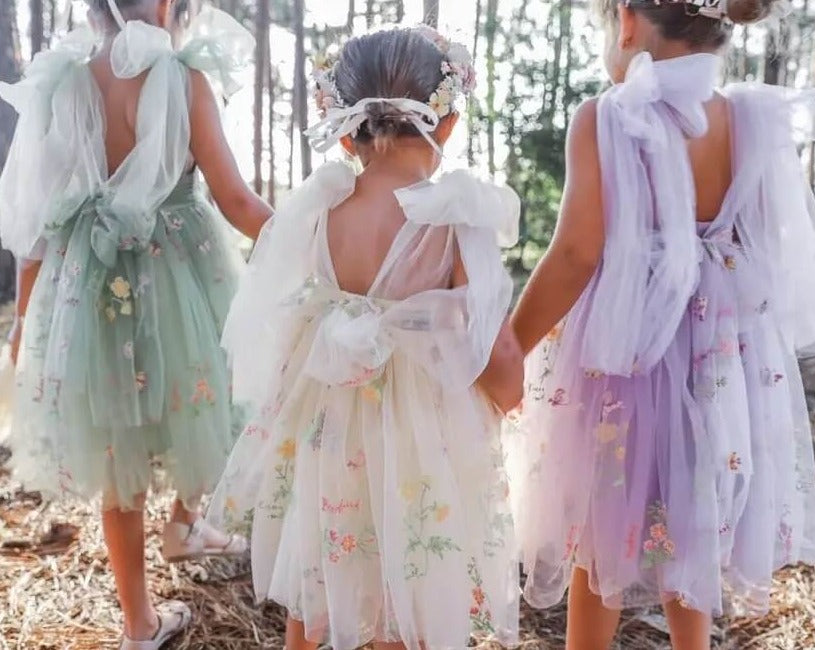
[485,0,498,180]
[467,0,482,166]
[560,0,573,123]
[253,0,268,194]
[423,0,439,27]
[764,25,790,86]
[396,0,405,22]
[267,60,277,208]
[0,0,21,301]
[293,0,311,180]
[30,0,45,58]
[366,0,375,28]
[347,0,356,31]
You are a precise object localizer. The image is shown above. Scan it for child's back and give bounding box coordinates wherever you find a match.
[208,27,523,650]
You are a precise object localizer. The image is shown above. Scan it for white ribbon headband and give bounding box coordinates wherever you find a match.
[305,97,443,155]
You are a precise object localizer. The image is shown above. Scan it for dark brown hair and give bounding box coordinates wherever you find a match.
[87,0,189,27]
[333,28,445,150]
[597,0,777,48]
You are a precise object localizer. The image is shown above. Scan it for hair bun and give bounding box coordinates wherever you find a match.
[726,0,776,24]
[364,101,413,148]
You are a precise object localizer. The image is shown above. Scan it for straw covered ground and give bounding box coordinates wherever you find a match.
[1,301,815,649]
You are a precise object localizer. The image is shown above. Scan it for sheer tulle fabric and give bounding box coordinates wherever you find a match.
[0,9,252,509]
[510,53,815,617]
[208,163,520,650]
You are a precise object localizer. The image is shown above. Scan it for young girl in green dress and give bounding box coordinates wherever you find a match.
[0,0,272,646]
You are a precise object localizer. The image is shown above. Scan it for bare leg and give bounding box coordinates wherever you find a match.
[170,496,231,546]
[566,567,622,650]
[102,493,158,641]
[664,599,711,650]
[285,617,320,650]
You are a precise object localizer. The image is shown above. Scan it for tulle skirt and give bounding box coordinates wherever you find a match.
[511,237,815,617]
[207,303,519,650]
[9,177,245,510]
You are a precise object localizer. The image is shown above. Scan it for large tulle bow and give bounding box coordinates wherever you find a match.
[580,53,719,375]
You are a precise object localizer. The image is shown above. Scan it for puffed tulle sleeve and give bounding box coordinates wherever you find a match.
[223,162,357,406]
[0,27,105,259]
[725,84,815,353]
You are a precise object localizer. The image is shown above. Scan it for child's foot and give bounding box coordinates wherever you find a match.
[161,516,247,563]
[120,600,191,649]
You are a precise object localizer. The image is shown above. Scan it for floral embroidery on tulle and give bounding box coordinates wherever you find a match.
[104,276,133,321]
[321,497,361,515]
[692,296,709,322]
[563,524,580,562]
[760,368,784,387]
[148,241,163,257]
[135,371,148,392]
[468,559,495,634]
[548,388,569,407]
[642,501,676,569]
[728,452,742,472]
[346,449,366,471]
[723,255,737,271]
[323,527,377,564]
[122,341,134,360]
[223,498,254,537]
[402,477,461,579]
[595,392,624,443]
[305,410,326,451]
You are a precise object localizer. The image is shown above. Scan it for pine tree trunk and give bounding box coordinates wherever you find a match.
[0,0,20,300]
[366,0,375,28]
[267,60,276,208]
[396,0,405,22]
[423,0,439,27]
[30,0,45,58]
[253,0,268,194]
[293,0,311,180]
[347,0,355,31]
[466,0,482,166]
[485,0,498,180]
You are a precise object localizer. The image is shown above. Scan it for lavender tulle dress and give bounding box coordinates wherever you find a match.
[511,52,815,617]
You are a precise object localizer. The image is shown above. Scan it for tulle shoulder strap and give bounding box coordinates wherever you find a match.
[396,171,519,387]
[224,162,356,405]
[0,27,104,258]
[394,170,520,246]
[177,6,255,98]
[579,53,719,376]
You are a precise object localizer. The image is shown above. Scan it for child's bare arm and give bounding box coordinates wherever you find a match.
[452,248,524,414]
[10,258,42,364]
[512,98,605,356]
[189,71,272,241]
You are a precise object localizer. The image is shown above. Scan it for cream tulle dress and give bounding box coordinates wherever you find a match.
[207,162,521,650]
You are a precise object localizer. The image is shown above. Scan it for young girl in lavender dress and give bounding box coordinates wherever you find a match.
[0,0,271,646]
[510,0,815,647]
[206,26,524,650]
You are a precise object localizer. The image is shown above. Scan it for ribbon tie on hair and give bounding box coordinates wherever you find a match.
[305,97,443,155]
[610,52,720,148]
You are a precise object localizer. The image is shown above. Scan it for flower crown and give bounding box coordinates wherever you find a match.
[312,26,477,121]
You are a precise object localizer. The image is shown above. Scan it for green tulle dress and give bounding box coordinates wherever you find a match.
[0,7,254,509]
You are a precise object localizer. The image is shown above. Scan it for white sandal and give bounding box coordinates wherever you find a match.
[161,518,248,563]
[119,600,191,650]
